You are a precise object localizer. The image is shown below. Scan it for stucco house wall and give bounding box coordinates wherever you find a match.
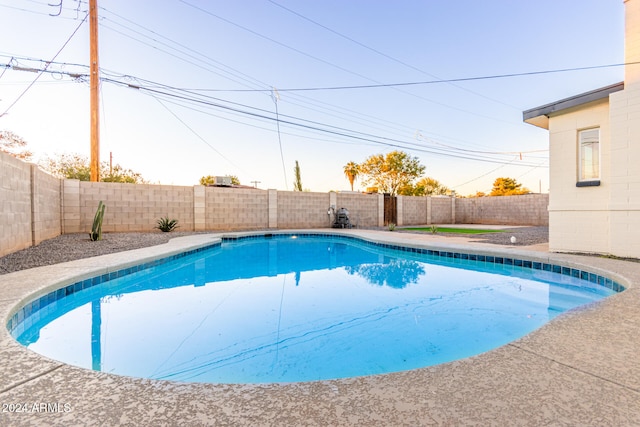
[609,87,640,257]
[524,0,640,258]
[546,100,612,254]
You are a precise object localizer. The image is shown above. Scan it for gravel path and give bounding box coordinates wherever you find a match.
[0,227,548,275]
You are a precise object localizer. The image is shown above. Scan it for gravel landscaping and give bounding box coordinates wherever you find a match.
[0,232,208,275]
[0,227,548,275]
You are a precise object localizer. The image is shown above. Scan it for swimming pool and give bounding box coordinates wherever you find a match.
[8,233,621,384]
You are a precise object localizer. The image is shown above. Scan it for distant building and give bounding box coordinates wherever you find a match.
[523,0,640,258]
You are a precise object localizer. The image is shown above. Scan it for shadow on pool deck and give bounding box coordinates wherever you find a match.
[0,229,638,426]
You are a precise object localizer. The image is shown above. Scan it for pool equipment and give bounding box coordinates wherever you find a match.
[332,207,352,228]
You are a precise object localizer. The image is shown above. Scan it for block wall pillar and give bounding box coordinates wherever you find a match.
[62,179,81,233]
[329,191,337,227]
[329,191,337,210]
[30,164,38,246]
[268,189,278,228]
[193,185,206,231]
[451,196,456,224]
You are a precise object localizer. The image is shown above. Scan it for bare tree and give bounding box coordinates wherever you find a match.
[0,130,33,161]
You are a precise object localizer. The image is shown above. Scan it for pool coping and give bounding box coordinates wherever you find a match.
[1,229,639,426]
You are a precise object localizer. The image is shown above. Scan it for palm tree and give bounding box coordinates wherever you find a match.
[343,161,359,191]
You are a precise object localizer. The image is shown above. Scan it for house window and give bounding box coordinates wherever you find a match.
[578,128,600,184]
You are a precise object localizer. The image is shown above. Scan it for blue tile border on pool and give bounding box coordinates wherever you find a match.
[6,241,222,335]
[223,233,625,293]
[7,232,624,335]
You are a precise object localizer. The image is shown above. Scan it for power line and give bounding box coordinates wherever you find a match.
[106,75,513,160]
[0,0,85,19]
[201,62,635,93]
[98,21,268,93]
[0,60,549,166]
[0,50,516,154]
[63,7,541,146]
[93,8,492,150]
[452,159,518,190]
[266,0,521,109]
[142,92,374,149]
[134,0,630,128]
[0,57,13,80]
[415,131,547,157]
[152,95,247,174]
[93,7,426,144]
[104,79,545,167]
[178,0,381,87]
[176,0,518,126]
[154,83,543,163]
[272,88,288,190]
[0,12,88,118]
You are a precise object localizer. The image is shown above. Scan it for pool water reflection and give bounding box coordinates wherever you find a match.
[11,235,617,383]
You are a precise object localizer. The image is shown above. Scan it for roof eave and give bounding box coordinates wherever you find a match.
[523,82,624,129]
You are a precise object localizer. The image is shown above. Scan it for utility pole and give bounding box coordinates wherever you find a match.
[89,0,100,182]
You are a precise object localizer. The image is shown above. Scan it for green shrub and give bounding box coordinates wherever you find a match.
[156,216,179,232]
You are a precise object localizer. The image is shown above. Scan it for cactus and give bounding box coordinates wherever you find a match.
[89,201,105,241]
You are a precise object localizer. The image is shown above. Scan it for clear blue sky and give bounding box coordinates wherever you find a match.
[0,0,625,194]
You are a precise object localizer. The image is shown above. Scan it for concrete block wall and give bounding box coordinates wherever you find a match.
[62,180,80,234]
[0,152,33,256]
[399,196,427,225]
[206,186,268,230]
[455,194,549,226]
[336,192,382,227]
[73,182,195,233]
[430,197,454,224]
[277,191,329,229]
[194,185,206,231]
[268,190,277,228]
[2,166,553,258]
[31,165,62,245]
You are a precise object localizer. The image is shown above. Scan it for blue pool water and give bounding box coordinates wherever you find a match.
[10,234,619,384]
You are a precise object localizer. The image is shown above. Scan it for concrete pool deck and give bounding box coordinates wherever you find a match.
[1,230,639,426]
